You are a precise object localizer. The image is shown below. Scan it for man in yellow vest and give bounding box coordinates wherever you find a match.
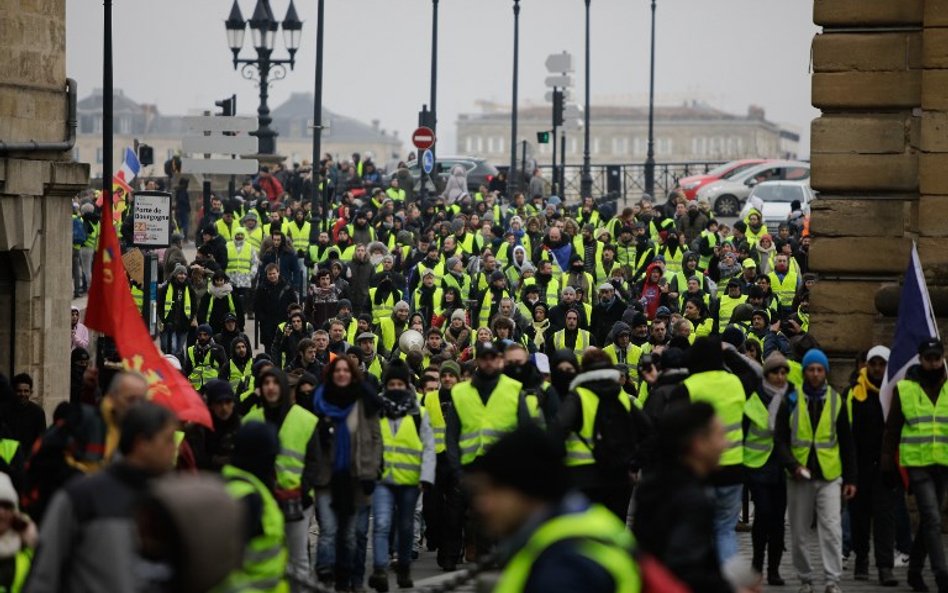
[218,422,289,593]
[242,367,318,589]
[882,338,948,593]
[767,253,801,312]
[183,325,228,390]
[668,335,748,565]
[550,308,594,358]
[368,361,435,592]
[467,425,641,593]
[443,341,537,561]
[419,361,461,570]
[775,348,856,593]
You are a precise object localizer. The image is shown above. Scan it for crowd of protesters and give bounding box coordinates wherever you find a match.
[7,151,944,593]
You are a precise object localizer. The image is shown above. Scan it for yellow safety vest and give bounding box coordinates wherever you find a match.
[602,343,642,382]
[187,346,220,389]
[552,329,592,358]
[494,504,641,593]
[789,387,842,480]
[451,375,528,465]
[897,380,948,468]
[242,225,265,251]
[564,387,631,467]
[683,370,745,466]
[743,392,774,469]
[768,268,799,308]
[163,283,192,319]
[243,405,318,492]
[381,412,426,486]
[219,464,289,593]
[422,391,446,454]
[226,242,253,276]
[369,288,396,326]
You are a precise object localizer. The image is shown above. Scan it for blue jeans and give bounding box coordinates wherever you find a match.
[161,329,189,358]
[712,484,743,564]
[315,491,369,589]
[373,484,421,570]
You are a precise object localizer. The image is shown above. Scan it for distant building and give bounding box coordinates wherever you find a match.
[75,89,403,178]
[455,100,799,165]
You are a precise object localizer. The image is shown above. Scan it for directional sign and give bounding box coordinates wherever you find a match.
[545,52,574,74]
[564,104,583,119]
[545,89,571,103]
[545,75,573,88]
[183,115,257,134]
[412,126,436,150]
[422,149,435,175]
[181,157,259,175]
[182,134,257,155]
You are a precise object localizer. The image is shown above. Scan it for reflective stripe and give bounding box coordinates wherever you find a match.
[280,448,305,462]
[723,422,742,432]
[460,444,480,455]
[902,436,948,444]
[725,440,742,450]
[905,416,926,426]
[384,446,423,458]
[744,441,771,452]
[566,451,595,461]
[481,429,507,438]
[387,462,423,471]
[432,427,446,435]
[244,544,284,563]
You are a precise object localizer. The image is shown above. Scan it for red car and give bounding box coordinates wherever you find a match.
[676,159,769,200]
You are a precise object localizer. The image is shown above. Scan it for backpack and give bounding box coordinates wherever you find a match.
[72,216,87,245]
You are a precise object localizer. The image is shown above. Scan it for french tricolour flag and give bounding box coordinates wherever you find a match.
[880,242,940,418]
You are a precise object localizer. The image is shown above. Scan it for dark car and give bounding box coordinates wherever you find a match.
[399,155,500,194]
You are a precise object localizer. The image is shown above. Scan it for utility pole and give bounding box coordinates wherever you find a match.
[509,0,521,200]
[644,0,657,199]
[581,0,593,197]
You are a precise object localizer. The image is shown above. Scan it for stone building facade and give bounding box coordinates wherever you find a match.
[0,0,90,414]
[808,0,948,384]
[456,102,800,164]
[75,90,403,180]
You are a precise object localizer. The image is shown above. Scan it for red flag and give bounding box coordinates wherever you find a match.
[86,192,212,428]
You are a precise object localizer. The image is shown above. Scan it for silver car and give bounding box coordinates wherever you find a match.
[696,160,810,217]
[743,180,816,233]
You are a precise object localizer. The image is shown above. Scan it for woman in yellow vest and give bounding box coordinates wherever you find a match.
[368,361,435,592]
[743,352,793,586]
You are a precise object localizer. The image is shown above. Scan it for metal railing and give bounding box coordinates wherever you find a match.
[536,161,726,203]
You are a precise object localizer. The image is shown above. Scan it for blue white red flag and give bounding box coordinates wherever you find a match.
[880,242,940,418]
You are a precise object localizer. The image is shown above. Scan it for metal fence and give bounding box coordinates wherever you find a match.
[535,161,727,204]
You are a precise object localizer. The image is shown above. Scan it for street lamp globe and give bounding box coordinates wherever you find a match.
[282,0,303,59]
[224,0,246,61]
[249,0,277,51]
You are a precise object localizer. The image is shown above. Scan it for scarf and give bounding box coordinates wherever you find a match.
[380,389,417,419]
[532,318,550,350]
[759,380,788,432]
[313,388,355,473]
[850,367,878,403]
[208,282,233,299]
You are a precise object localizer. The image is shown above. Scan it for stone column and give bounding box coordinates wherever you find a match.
[808,0,930,383]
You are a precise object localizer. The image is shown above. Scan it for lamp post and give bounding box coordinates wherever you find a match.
[644,0,657,199]
[580,0,592,198]
[312,0,326,221]
[509,0,521,199]
[430,0,439,166]
[224,0,302,155]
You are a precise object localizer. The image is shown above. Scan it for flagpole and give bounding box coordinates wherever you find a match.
[103,0,113,213]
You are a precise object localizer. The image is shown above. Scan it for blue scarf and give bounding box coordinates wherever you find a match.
[313,387,355,473]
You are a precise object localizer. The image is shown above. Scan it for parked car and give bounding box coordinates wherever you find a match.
[695,160,810,217]
[742,181,816,232]
[398,156,500,194]
[676,159,769,200]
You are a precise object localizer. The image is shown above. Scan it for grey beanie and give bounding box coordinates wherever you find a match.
[172,263,188,276]
[446,256,461,271]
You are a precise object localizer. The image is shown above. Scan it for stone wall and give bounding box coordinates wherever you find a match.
[809,0,948,385]
[0,0,90,415]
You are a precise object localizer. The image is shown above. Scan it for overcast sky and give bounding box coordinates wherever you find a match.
[66,1,819,155]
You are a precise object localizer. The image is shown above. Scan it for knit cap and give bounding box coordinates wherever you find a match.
[762,351,790,375]
[801,348,829,372]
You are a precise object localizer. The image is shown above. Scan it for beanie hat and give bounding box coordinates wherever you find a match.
[197,324,213,335]
[439,360,461,379]
[451,309,466,322]
[762,351,790,375]
[337,298,353,311]
[801,348,829,372]
[469,425,568,502]
[446,257,461,271]
[721,326,745,349]
[172,263,188,277]
[383,359,412,386]
[393,300,410,313]
[203,379,236,403]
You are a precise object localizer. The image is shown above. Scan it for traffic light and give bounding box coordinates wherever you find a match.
[138,144,154,166]
[552,89,564,127]
[537,131,550,144]
[215,94,236,117]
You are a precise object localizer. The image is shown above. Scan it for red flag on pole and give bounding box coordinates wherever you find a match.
[85,198,212,429]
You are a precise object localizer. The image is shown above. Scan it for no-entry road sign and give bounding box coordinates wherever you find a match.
[412,126,436,150]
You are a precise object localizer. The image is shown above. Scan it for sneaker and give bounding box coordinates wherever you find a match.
[908,570,930,593]
[825,584,842,593]
[798,584,814,593]
[895,552,911,568]
[842,553,850,570]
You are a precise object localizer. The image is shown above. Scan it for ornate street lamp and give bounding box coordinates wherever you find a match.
[224,0,302,155]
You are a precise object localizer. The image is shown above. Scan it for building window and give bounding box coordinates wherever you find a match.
[118,116,131,134]
[497,137,504,154]
[476,137,483,153]
[570,138,578,154]
[487,137,494,153]
[95,147,103,164]
[465,137,472,153]
[633,137,645,157]
[612,137,629,156]
[592,137,600,155]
